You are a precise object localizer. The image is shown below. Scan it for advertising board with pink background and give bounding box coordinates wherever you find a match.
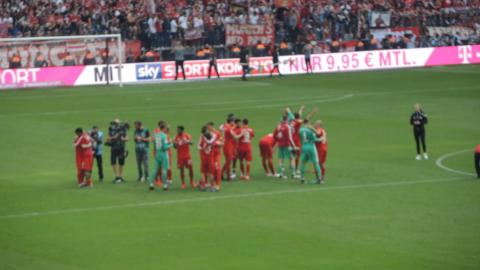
[1,45,479,90]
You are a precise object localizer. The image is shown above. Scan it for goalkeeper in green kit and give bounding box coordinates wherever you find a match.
[299,120,323,184]
[149,122,173,191]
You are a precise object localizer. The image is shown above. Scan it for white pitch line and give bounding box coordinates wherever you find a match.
[0,176,466,220]
[435,149,476,176]
[0,94,352,117]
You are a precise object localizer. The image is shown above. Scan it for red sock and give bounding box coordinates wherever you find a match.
[77,170,83,184]
[261,159,268,174]
[246,163,250,177]
[240,161,245,176]
[321,164,326,177]
[180,168,185,184]
[167,169,172,180]
[188,165,194,182]
[226,159,231,179]
[268,160,275,174]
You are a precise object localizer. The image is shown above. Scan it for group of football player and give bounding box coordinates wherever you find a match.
[261,106,327,184]
[73,106,327,192]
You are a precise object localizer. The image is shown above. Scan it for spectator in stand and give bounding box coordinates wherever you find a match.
[83,50,96,65]
[34,52,48,68]
[126,49,136,63]
[8,53,21,69]
[63,52,76,66]
[2,0,480,69]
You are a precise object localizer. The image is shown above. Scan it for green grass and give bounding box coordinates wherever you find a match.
[0,65,479,270]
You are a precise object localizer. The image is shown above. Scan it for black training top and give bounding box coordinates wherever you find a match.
[239,50,248,64]
[410,111,428,131]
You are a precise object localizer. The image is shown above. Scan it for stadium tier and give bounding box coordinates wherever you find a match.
[1,0,479,70]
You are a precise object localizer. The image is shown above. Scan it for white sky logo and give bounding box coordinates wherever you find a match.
[136,64,162,80]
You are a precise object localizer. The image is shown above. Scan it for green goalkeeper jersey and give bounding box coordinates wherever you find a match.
[299,127,317,148]
[153,132,172,154]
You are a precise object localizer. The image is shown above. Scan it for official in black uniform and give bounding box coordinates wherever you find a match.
[239,47,249,81]
[270,45,283,77]
[207,45,220,79]
[410,104,428,160]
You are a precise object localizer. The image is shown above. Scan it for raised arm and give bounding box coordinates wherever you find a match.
[304,107,318,121]
[298,105,305,117]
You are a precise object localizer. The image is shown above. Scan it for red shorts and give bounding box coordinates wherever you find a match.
[79,155,93,171]
[223,145,236,160]
[211,153,221,172]
[177,157,192,168]
[238,148,252,162]
[259,143,273,159]
[317,146,327,164]
[200,156,211,174]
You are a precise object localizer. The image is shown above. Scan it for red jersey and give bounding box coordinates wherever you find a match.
[222,123,236,149]
[273,122,295,148]
[198,135,212,158]
[476,144,480,153]
[232,125,242,148]
[210,129,223,157]
[238,127,254,151]
[174,133,192,159]
[291,119,302,143]
[260,133,276,147]
[75,134,93,158]
[315,128,328,147]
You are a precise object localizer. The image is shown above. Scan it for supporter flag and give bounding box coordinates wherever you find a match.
[275,0,293,8]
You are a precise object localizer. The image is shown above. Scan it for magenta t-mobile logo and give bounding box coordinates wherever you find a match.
[458,46,473,64]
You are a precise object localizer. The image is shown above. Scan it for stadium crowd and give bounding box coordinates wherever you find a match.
[1,0,480,67]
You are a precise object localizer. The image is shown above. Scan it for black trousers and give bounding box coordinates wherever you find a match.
[305,57,312,73]
[208,61,219,78]
[475,153,480,178]
[94,154,104,180]
[241,64,249,80]
[175,60,186,80]
[270,63,281,75]
[414,128,427,154]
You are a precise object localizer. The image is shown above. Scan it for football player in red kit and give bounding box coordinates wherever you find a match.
[206,122,224,191]
[233,119,254,180]
[231,118,242,179]
[197,126,213,191]
[220,115,236,181]
[273,115,297,178]
[314,120,328,181]
[73,128,94,188]
[259,133,277,176]
[173,126,195,189]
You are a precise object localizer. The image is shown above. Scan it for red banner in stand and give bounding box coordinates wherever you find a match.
[225,24,275,46]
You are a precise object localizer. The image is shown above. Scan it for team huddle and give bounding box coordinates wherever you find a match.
[73,106,328,192]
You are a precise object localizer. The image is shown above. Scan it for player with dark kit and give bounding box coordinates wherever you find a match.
[239,47,249,81]
[207,45,220,79]
[270,45,282,77]
[410,104,428,160]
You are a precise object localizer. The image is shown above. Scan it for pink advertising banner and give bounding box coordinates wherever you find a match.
[0,45,479,90]
[0,66,85,89]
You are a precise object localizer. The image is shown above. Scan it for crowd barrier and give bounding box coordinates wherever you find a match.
[0,45,479,90]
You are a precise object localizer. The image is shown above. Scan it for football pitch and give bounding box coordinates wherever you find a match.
[0,65,479,270]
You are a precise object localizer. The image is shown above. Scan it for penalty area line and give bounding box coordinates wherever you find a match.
[0,176,466,220]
